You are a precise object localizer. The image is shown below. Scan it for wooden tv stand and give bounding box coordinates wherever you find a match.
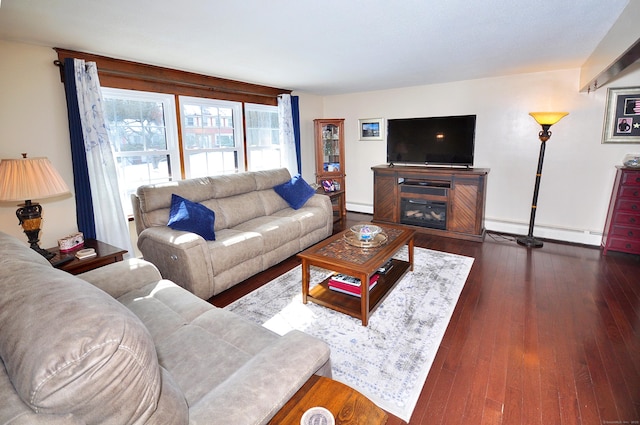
[372,165,489,242]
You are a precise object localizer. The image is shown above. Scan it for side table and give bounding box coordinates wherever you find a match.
[318,188,346,226]
[269,375,388,425]
[47,239,127,275]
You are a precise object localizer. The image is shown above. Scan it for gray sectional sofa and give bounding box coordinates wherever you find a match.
[0,231,331,424]
[131,168,333,300]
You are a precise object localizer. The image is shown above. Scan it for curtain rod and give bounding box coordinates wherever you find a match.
[53,59,289,98]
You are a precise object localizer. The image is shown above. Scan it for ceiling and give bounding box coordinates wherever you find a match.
[0,0,631,95]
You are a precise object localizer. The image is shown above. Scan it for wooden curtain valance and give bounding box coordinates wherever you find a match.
[54,48,290,106]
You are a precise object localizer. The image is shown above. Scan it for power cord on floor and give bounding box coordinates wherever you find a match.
[486,231,517,243]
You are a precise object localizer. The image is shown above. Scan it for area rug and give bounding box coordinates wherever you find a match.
[224,247,474,422]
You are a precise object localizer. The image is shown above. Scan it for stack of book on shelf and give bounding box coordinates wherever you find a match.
[328,273,379,297]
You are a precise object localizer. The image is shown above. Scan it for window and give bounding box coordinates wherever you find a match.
[179,97,245,177]
[103,90,286,216]
[102,88,180,216]
[245,103,282,171]
[55,49,294,219]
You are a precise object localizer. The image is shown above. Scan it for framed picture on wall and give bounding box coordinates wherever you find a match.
[602,86,640,144]
[358,118,385,141]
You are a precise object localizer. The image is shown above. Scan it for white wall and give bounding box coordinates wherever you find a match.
[311,66,640,245]
[0,41,78,248]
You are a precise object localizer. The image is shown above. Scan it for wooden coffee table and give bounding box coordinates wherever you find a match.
[268,375,388,424]
[298,223,414,326]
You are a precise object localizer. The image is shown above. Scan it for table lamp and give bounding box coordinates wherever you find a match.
[0,154,70,259]
[517,112,568,248]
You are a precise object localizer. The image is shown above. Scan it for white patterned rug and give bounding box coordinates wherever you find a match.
[224,247,474,421]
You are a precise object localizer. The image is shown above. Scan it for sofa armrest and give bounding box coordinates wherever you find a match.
[188,330,331,425]
[305,193,332,211]
[136,226,214,299]
[78,258,162,299]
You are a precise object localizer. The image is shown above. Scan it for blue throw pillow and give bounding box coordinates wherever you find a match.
[167,194,216,241]
[273,174,315,210]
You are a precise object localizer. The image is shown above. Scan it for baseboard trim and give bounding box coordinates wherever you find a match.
[346,203,603,246]
[346,202,373,215]
[483,219,602,246]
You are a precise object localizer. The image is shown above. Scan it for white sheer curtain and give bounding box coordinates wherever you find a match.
[73,59,133,256]
[278,94,298,176]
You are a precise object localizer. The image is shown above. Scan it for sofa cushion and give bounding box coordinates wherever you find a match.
[168,194,216,240]
[208,172,258,198]
[0,243,166,423]
[207,228,264,274]
[114,278,282,407]
[233,216,300,252]
[252,168,292,190]
[216,192,266,229]
[273,174,315,210]
[137,177,214,213]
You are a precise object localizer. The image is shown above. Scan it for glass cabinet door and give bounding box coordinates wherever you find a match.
[322,123,341,173]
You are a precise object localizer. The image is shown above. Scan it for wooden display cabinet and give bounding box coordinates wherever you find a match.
[314,119,345,192]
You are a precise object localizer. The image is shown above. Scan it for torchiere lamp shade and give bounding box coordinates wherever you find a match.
[529,112,569,126]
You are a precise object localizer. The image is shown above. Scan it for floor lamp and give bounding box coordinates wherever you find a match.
[516,112,568,248]
[0,154,70,259]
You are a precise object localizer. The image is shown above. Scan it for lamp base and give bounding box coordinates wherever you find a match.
[16,201,56,260]
[516,235,544,248]
[31,245,56,260]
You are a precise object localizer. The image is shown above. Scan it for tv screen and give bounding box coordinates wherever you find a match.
[386,115,476,166]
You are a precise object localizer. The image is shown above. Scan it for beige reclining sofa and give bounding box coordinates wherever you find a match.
[0,231,331,424]
[131,168,333,300]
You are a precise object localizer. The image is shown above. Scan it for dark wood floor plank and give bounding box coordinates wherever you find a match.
[207,212,640,425]
[535,248,564,425]
[549,245,600,425]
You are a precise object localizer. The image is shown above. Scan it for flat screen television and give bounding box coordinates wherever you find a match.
[386,115,476,166]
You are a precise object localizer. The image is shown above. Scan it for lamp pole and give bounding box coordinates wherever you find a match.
[517,126,549,248]
[517,112,568,248]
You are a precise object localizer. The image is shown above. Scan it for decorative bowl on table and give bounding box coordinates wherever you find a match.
[623,154,640,168]
[350,224,382,241]
[344,224,388,248]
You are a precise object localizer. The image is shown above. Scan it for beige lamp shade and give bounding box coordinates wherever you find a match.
[529,112,569,126]
[0,156,70,202]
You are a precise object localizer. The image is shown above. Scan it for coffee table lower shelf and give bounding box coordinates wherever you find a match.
[307,259,410,321]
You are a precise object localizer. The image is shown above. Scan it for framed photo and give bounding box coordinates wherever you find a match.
[358,118,384,141]
[602,86,640,144]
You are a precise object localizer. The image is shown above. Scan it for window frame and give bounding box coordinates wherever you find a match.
[102,88,182,216]
[179,96,246,177]
[245,102,282,171]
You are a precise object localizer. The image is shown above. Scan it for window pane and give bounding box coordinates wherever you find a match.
[180,96,244,177]
[102,88,179,217]
[245,103,280,171]
[186,151,238,177]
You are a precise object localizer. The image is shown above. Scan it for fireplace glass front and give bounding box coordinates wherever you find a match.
[400,198,447,230]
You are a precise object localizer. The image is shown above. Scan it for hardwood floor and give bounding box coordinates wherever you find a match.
[209,212,640,425]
